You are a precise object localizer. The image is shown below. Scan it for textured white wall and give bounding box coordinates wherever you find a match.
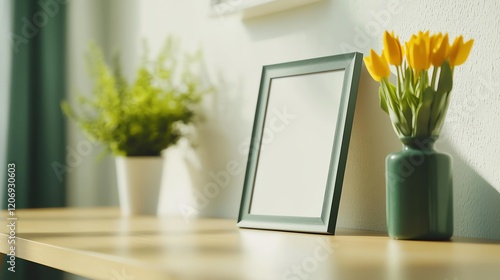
[105,0,499,239]
[390,0,500,240]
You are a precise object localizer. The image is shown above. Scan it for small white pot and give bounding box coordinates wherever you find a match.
[115,156,164,216]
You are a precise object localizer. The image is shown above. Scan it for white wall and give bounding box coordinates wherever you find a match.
[137,0,400,228]
[132,0,500,240]
[66,0,139,208]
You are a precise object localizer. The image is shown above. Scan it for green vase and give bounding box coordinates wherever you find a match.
[386,137,453,240]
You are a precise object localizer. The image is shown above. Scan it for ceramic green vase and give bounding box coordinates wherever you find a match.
[386,137,453,240]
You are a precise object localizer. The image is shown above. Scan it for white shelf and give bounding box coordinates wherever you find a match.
[210,0,323,19]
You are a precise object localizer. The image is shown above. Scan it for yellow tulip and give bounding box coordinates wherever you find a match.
[383,31,403,66]
[405,35,415,69]
[405,31,431,73]
[430,33,449,67]
[364,49,390,82]
[448,35,474,67]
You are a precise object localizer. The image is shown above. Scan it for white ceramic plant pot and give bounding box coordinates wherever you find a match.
[115,156,164,216]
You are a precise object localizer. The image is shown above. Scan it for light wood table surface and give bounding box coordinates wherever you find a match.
[1,208,499,280]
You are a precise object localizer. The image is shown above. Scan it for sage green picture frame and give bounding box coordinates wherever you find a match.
[237,52,363,234]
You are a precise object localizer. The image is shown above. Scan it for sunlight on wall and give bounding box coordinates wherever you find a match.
[136,0,500,239]
[63,0,500,240]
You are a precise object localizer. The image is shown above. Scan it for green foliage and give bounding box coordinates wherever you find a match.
[62,38,212,156]
[378,61,454,138]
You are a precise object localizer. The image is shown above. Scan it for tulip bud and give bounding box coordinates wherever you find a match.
[383,31,403,66]
[431,33,449,67]
[364,49,390,82]
[448,35,474,67]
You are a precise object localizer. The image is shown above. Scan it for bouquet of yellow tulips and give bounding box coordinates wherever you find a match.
[364,31,473,138]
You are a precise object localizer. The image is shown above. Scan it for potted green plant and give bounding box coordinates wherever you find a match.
[62,38,212,215]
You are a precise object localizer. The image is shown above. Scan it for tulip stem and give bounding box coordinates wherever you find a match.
[396,66,403,99]
[431,67,438,91]
[418,71,427,98]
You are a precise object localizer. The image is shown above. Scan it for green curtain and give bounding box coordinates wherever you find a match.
[2,0,67,279]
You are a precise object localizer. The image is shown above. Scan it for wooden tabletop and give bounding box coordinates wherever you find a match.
[1,208,500,280]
